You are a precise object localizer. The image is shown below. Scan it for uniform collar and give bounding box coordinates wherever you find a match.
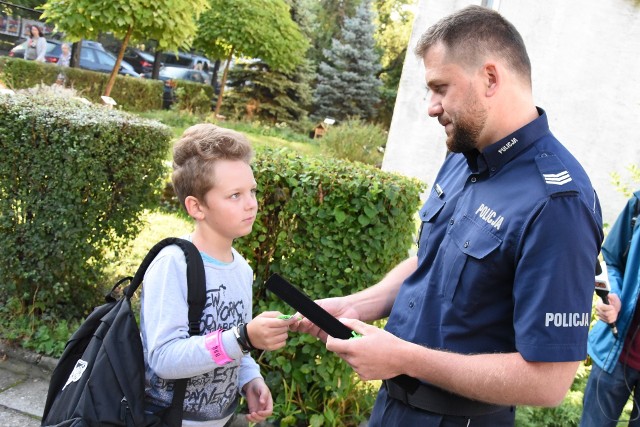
[464,107,550,175]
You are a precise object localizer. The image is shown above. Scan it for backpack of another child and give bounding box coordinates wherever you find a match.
[41,237,205,427]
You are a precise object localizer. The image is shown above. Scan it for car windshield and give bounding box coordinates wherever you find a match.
[138,51,155,62]
[159,67,189,79]
[162,53,192,67]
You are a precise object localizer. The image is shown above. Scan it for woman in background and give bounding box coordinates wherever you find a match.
[25,25,46,62]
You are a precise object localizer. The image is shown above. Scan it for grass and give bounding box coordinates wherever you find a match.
[136,109,324,159]
[103,210,193,282]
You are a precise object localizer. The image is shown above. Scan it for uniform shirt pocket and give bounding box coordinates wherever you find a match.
[442,215,502,301]
[417,195,446,259]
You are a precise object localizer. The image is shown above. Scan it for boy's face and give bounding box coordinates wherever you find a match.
[198,159,258,241]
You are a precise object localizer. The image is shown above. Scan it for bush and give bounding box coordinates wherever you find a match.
[234,147,425,426]
[171,81,214,115]
[0,92,172,320]
[0,57,164,111]
[319,119,386,167]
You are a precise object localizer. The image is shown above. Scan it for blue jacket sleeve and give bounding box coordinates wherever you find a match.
[602,191,640,294]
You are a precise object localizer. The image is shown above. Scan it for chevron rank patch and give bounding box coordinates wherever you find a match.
[543,171,572,185]
[535,153,579,196]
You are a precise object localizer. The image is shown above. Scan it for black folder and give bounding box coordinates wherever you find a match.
[265,273,419,392]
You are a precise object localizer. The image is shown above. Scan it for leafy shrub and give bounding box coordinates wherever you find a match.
[319,119,386,167]
[0,92,172,320]
[233,147,425,426]
[172,81,214,115]
[0,57,163,111]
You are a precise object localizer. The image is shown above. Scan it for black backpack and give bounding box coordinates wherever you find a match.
[41,238,206,427]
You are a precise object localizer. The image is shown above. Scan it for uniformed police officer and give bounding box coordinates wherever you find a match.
[292,5,603,427]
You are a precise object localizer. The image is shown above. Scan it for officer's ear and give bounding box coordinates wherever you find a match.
[482,63,500,97]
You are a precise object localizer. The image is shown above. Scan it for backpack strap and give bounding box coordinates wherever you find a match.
[126,237,206,424]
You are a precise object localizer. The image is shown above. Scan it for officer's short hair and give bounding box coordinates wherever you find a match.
[415,5,531,84]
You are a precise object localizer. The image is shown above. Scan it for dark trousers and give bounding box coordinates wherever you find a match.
[580,361,640,427]
[368,386,515,427]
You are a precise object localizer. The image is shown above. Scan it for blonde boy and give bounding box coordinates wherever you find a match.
[141,124,296,426]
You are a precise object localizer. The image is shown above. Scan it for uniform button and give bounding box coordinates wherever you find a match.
[490,167,496,172]
[470,177,477,183]
[464,241,469,248]
[409,301,415,308]
[449,219,454,225]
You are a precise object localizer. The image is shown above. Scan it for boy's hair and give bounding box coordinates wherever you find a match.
[414,5,531,86]
[172,124,253,210]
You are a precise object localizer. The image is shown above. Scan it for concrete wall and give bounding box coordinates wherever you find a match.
[382,0,640,225]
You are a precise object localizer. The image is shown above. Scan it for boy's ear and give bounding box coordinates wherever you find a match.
[184,195,205,220]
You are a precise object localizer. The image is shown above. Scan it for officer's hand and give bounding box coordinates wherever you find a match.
[326,318,405,381]
[289,297,358,343]
[596,293,621,324]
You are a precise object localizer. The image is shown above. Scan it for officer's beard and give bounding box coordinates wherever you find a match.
[446,92,487,154]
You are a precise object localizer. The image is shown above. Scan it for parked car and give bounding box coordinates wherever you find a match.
[160,51,213,73]
[9,39,139,77]
[123,47,157,74]
[143,65,212,109]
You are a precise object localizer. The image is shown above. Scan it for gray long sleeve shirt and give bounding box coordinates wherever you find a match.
[141,243,261,426]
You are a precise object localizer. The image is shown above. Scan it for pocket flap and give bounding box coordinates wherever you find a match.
[450,216,502,259]
[419,195,446,223]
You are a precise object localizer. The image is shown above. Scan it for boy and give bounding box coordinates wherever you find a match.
[141,124,296,426]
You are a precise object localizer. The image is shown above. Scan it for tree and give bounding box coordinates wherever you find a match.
[306,0,361,65]
[193,0,308,116]
[40,0,209,97]
[372,0,415,128]
[223,58,313,125]
[219,0,314,127]
[313,0,381,122]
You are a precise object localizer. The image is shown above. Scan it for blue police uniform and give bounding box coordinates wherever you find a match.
[369,108,603,426]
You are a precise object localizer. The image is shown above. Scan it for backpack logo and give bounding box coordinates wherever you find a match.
[63,360,88,390]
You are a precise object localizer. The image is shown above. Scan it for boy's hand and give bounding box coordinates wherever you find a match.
[242,378,273,423]
[246,311,298,350]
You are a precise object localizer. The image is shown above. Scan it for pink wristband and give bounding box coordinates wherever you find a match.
[204,329,233,365]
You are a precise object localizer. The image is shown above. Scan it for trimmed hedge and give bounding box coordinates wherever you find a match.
[234,147,425,426]
[171,81,215,115]
[0,92,172,318]
[0,56,163,111]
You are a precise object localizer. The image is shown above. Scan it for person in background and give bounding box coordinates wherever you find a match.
[141,124,299,426]
[292,5,603,427]
[24,25,46,62]
[580,190,640,427]
[57,43,71,67]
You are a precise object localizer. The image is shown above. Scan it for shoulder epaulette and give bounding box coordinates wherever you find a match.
[534,152,579,197]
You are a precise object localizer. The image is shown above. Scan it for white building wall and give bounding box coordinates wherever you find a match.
[383,0,640,225]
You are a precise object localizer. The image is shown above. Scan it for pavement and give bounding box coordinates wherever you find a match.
[0,341,54,426]
[0,340,281,427]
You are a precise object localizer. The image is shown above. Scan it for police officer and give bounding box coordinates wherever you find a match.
[292,5,603,427]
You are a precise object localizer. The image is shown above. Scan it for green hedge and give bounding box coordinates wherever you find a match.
[234,147,425,426]
[0,92,172,318]
[171,81,215,115]
[0,57,163,111]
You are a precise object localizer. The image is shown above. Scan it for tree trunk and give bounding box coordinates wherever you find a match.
[214,48,234,117]
[152,50,162,80]
[70,41,82,68]
[104,24,134,97]
[211,59,221,94]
